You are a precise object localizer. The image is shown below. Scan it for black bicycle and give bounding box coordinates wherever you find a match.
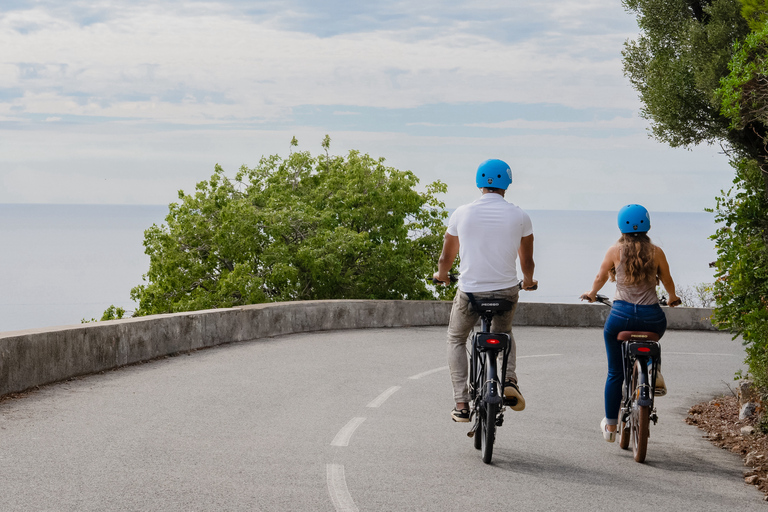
[595,294,667,462]
[432,276,534,463]
[466,294,515,463]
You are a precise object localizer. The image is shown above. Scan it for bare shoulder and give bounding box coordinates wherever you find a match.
[604,244,621,266]
[653,245,670,268]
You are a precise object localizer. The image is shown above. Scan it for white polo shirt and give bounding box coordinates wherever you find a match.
[446,193,533,293]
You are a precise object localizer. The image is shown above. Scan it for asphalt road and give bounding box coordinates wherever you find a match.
[0,326,763,511]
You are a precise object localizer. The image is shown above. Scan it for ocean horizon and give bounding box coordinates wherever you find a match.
[0,204,719,333]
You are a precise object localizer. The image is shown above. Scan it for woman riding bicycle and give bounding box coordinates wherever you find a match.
[580,204,680,442]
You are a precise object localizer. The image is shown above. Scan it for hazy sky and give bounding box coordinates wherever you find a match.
[1,1,731,211]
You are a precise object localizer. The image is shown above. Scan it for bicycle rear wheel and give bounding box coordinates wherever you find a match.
[481,401,498,464]
[473,406,482,450]
[619,417,630,450]
[630,360,649,462]
[619,371,630,449]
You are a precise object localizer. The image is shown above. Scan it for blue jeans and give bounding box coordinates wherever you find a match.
[603,300,667,424]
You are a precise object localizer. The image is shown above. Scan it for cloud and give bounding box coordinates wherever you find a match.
[1,0,640,124]
[0,1,727,212]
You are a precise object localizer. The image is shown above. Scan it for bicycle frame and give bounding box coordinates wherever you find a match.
[470,316,511,408]
[467,305,513,464]
[620,339,660,423]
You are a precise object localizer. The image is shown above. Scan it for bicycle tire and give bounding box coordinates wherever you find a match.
[472,343,483,451]
[619,365,630,450]
[619,418,630,450]
[473,407,482,450]
[481,401,498,464]
[630,360,650,462]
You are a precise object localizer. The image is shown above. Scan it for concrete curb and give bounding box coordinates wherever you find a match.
[0,300,715,397]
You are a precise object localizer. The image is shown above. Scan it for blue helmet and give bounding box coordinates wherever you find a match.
[618,204,651,233]
[476,159,512,190]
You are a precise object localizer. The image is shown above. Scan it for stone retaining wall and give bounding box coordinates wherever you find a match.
[0,300,714,397]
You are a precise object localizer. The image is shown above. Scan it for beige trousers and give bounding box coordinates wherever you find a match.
[446,286,520,403]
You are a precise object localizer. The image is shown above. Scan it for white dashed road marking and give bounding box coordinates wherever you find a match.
[366,386,401,408]
[327,464,359,512]
[330,417,366,447]
[408,366,449,380]
[328,353,564,510]
[665,352,738,357]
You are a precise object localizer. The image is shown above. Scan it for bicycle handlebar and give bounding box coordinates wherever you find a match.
[431,274,459,285]
[591,293,681,307]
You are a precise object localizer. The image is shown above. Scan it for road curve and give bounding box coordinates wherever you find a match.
[0,326,762,511]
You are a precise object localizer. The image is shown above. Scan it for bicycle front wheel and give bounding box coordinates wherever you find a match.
[630,360,650,462]
[481,401,498,464]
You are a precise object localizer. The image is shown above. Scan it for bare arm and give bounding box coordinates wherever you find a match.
[655,247,681,306]
[518,234,537,290]
[433,232,460,283]
[581,245,618,302]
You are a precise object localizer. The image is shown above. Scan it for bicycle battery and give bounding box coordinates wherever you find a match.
[628,341,660,357]
[475,333,510,351]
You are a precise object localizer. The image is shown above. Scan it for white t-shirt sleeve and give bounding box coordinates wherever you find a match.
[521,210,533,237]
[446,207,462,237]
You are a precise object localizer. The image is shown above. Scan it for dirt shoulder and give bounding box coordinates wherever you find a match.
[687,395,768,500]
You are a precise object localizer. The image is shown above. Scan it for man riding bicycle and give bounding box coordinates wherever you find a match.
[433,159,537,422]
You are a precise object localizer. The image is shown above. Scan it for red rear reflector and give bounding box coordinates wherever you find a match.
[637,347,651,352]
[487,339,501,344]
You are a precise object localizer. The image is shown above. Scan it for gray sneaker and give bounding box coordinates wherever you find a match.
[503,380,526,411]
[451,407,470,422]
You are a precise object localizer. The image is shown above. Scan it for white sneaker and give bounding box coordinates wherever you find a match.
[654,371,667,396]
[600,418,616,443]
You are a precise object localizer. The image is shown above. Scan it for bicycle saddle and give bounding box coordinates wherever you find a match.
[472,298,514,313]
[618,331,660,342]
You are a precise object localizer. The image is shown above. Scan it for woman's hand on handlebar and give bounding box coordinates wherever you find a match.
[668,294,682,307]
[580,291,597,303]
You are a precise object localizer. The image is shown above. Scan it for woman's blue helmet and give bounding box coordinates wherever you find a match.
[618,204,651,233]
[476,159,512,190]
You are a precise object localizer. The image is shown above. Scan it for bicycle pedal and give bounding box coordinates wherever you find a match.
[495,417,504,427]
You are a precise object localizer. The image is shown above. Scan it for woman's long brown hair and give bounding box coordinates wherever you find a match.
[609,233,657,285]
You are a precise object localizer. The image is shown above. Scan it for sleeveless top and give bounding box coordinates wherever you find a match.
[614,249,658,306]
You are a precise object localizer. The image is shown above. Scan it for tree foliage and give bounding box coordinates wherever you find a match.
[741,0,768,30]
[710,159,768,390]
[623,1,768,395]
[622,0,749,147]
[130,138,453,315]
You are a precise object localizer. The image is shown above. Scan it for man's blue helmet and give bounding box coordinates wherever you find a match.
[476,159,512,190]
[618,204,651,233]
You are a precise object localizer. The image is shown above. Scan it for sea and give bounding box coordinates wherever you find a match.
[0,205,719,333]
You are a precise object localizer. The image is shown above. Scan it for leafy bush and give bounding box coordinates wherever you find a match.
[130,137,453,315]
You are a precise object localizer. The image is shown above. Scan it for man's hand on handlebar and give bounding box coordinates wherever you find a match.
[521,278,538,291]
[432,272,458,285]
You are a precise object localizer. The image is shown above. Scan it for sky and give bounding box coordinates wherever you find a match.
[0,0,734,211]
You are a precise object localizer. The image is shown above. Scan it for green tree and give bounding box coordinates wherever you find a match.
[130,138,453,315]
[622,0,750,148]
[623,1,768,399]
[741,0,768,30]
